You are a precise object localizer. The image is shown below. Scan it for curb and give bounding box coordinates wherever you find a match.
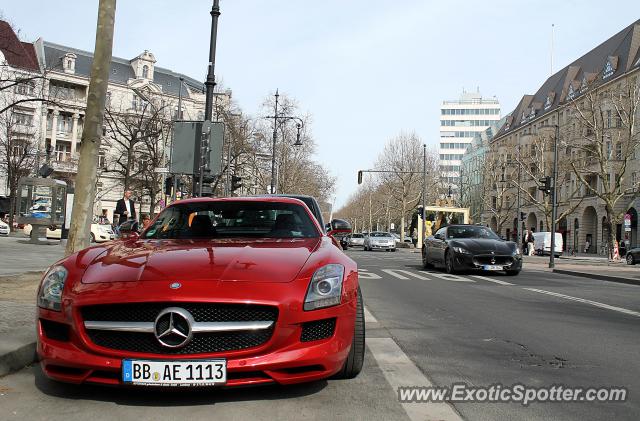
[0,336,37,378]
[552,269,640,286]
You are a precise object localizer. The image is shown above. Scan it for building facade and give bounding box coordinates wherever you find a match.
[439,90,501,197]
[1,20,232,222]
[484,19,640,253]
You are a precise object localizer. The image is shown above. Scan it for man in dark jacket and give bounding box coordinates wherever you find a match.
[115,190,136,221]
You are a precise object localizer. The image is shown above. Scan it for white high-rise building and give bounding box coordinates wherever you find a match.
[439,90,500,196]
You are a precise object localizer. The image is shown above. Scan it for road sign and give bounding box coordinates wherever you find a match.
[625,213,632,232]
[154,167,169,174]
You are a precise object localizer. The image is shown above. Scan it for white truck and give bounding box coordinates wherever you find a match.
[533,232,563,257]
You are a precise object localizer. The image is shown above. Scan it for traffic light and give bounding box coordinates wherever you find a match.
[231,175,242,193]
[538,176,552,195]
[164,176,173,196]
[357,170,363,185]
[417,205,424,219]
[520,212,526,221]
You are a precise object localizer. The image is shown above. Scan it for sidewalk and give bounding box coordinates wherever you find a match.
[0,271,41,377]
[523,255,640,285]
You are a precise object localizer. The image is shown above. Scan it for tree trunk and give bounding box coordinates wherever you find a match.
[66,0,116,255]
[604,207,616,260]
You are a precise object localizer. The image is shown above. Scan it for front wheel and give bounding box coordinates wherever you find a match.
[333,287,365,379]
[422,247,433,269]
[627,254,635,265]
[445,250,457,274]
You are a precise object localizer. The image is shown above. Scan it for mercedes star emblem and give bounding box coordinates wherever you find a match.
[154,307,194,348]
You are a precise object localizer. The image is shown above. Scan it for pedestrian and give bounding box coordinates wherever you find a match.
[141,213,152,230]
[411,228,418,247]
[115,190,136,222]
[97,209,110,225]
[526,229,535,256]
[584,239,591,254]
[619,239,627,257]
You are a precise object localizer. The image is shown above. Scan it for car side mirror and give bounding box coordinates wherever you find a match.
[326,218,352,239]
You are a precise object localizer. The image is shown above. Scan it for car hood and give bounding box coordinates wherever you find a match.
[450,239,515,254]
[81,238,321,284]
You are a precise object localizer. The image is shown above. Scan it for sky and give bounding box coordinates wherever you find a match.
[2,1,638,208]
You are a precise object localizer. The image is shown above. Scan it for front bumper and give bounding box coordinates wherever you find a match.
[37,281,357,387]
[369,243,395,250]
[452,252,522,272]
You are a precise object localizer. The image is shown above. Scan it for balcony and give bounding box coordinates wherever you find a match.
[51,156,79,173]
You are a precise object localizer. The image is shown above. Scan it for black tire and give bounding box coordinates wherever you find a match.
[333,287,365,379]
[445,250,457,274]
[391,248,396,252]
[422,246,433,269]
[627,254,635,265]
[505,270,520,276]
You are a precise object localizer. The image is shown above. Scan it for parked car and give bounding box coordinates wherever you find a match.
[364,232,396,252]
[625,247,640,265]
[349,233,365,247]
[533,232,563,257]
[422,224,522,275]
[0,219,9,236]
[36,196,364,387]
[391,233,413,246]
[24,223,115,242]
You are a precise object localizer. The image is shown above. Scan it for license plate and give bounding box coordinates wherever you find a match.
[483,265,503,271]
[122,359,226,386]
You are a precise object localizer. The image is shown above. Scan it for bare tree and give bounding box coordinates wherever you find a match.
[565,77,640,257]
[0,99,38,228]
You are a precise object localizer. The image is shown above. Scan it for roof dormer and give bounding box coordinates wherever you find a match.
[63,52,77,74]
[130,50,156,80]
[603,56,618,79]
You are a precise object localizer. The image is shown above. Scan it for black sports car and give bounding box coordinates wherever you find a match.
[422,224,522,275]
[626,247,640,265]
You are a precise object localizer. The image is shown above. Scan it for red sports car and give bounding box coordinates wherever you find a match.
[36,197,364,387]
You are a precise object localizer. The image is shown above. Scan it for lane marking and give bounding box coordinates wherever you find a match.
[358,268,382,279]
[469,275,515,286]
[381,269,431,280]
[367,338,463,421]
[523,288,640,317]
[420,271,476,282]
[363,306,378,323]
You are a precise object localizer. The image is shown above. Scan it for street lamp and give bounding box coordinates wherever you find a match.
[265,89,304,194]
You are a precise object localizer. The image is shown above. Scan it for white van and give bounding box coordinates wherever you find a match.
[533,232,563,257]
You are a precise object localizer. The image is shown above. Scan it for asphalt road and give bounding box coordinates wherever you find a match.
[0,247,638,420]
[353,248,639,420]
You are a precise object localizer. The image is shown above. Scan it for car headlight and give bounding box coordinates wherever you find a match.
[513,246,522,256]
[38,265,68,311]
[452,246,471,255]
[304,264,344,311]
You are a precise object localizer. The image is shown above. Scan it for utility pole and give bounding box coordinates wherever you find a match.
[270,89,279,194]
[65,0,116,255]
[418,144,427,249]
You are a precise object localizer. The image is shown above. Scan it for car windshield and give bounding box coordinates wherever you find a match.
[370,232,392,238]
[141,201,319,240]
[447,226,500,240]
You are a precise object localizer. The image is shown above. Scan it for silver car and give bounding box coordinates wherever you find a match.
[0,219,9,236]
[364,232,396,252]
[349,233,365,247]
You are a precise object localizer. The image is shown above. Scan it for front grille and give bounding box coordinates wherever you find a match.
[300,318,336,342]
[82,303,278,354]
[81,303,277,323]
[86,329,274,354]
[473,255,514,265]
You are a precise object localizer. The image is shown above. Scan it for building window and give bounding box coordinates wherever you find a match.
[142,65,149,79]
[98,149,106,168]
[606,110,612,128]
[13,112,34,126]
[15,81,35,96]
